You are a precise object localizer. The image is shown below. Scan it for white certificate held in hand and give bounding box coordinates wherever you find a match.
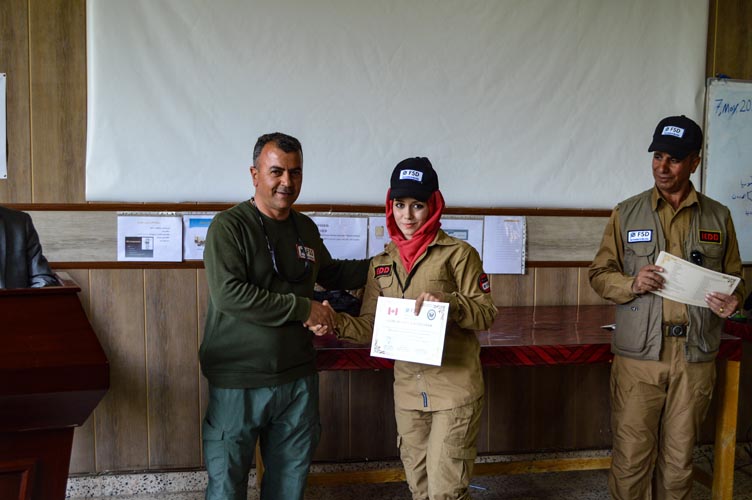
[652,251,741,308]
[371,296,449,366]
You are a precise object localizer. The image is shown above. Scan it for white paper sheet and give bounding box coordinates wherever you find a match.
[481,216,526,274]
[117,213,183,262]
[182,213,216,260]
[371,296,449,366]
[440,218,484,258]
[652,251,741,307]
[368,216,389,257]
[311,216,368,260]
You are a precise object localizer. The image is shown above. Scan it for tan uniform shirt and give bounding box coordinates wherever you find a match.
[336,230,497,411]
[590,185,745,320]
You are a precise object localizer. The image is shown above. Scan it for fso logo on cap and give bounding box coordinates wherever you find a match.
[399,169,423,182]
[662,126,685,138]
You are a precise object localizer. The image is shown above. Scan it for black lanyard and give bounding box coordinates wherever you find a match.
[250,198,311,283]
[392,256,426,298]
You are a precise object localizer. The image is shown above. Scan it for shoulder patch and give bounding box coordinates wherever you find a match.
[374,265,392,278]
[627,230,652,243]
[478,273,491,293]
[699,230,722,244]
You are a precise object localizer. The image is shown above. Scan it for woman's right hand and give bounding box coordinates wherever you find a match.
[414,291,447,315]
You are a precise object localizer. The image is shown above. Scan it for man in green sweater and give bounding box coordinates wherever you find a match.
[200,132,368,500]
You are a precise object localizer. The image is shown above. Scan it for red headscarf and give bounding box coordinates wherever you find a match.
[385,189,445,273]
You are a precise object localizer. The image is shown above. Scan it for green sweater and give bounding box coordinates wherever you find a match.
[199,201,368,388]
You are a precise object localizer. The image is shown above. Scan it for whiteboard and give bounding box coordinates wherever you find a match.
[703,79,752,263]
[86,0,708,207]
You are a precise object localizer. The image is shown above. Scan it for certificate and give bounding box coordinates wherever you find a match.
[652,251,741,307]
[371,296,449,366]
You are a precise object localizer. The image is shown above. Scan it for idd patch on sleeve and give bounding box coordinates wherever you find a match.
[374,264,392,278]
[478,273,491,293]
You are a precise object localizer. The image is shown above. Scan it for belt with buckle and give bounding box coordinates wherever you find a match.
[663,324,687,337]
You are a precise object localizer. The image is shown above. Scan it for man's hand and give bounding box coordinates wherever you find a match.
[414,291,446,315]
[631,265,665,295]
[705,292,739,319]
[305,300,335,336]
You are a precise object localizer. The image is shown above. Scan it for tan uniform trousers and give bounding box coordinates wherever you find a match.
[395,398,483,500]
[609,337,715,500]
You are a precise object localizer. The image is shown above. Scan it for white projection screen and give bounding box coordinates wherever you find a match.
[86,0,708,207]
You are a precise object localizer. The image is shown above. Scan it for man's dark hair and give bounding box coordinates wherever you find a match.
[252,132,303,165]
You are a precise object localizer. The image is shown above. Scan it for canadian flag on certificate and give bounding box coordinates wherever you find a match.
[370,296,449,366]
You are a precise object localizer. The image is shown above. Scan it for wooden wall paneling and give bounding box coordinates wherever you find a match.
[534,268,579,306]
[485,366,536,452]
[65,269,97,474]
[0,0,32,203]
[526,366,582,450]
[485,365,611,453]
[349,370,398,459]
[71,421,96,473]
[27,0,86,203]
[577,267,609,305]
[490,273,535,307]
[315,372,350,461]
[526,216,608,262]
[90,269,149,471]
[706,0,718,78]
[197,269,210,464]
[696,346,752,445]
[30,211,117,262]
[737,344,752,442]
[144,269,201,468]
[567,365,612,449]
[18,211,616,264]
[707,0,752,80]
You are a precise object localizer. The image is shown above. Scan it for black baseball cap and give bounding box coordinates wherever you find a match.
[389,157,439,201]
[648,115,703,160]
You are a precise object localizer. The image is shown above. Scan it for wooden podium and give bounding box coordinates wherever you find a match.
[0,279,109,500]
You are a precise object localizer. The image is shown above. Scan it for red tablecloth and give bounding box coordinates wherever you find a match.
[314,305,742,370]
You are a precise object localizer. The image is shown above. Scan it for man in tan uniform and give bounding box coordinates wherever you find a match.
[589,115,744,499]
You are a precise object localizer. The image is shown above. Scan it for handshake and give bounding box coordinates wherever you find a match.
[304,291,446,337]
[304,300,336,336]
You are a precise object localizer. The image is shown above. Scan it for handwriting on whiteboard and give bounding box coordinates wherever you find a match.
[712,98,752,119]
[729,177,752,216]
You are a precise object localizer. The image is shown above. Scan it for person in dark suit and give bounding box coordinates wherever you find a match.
[0,205,57,289]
